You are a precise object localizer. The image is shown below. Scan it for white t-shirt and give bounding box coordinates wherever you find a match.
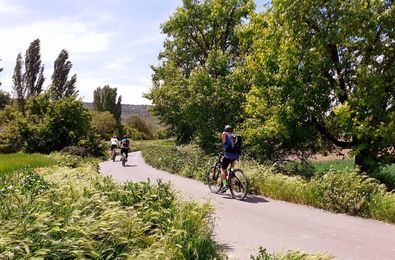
[110,138,118,146]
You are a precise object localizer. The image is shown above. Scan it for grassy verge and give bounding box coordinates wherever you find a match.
[0,153,57,176]
[0,157,220,259]
[135,140,395,224]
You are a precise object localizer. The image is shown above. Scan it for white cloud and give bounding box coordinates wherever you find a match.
[0,0,25,15]
[0,19,111,63]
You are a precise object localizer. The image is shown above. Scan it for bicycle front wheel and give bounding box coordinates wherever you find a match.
[207,163,222,193]
[229,169,248,200]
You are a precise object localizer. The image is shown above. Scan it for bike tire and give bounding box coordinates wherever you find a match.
[207,163,222,193]
[122,154,126,167]
[112,151,116,162]
[229,169,248,200]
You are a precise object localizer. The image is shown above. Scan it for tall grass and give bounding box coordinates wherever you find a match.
[136,140,395,224]
[0,153,57,176]
[251,247,333,260]
[0,160,220,259]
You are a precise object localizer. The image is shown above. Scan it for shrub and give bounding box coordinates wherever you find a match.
[91,111,117,139]
[309,171,386,216]
[1,95,94,154]
[61,146,90,157]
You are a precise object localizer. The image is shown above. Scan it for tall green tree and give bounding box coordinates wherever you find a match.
[49,49,78,100]
[147,0,254,149]
[243,0,394,173]
[12,39,46,113]
[12,53,26,113]
[24,39,45,97]
[93,85,122,124]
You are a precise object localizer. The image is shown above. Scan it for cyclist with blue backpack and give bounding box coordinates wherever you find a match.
[120,135,130,162]
[220,125,241,192]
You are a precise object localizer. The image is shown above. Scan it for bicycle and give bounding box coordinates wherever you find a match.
[121,150,127,167]
[111,148,117,162]
[206,153,248,200]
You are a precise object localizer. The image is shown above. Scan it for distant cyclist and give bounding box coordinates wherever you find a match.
[220,125,240,192]
[110,136,119,151]
[120,135,130,161]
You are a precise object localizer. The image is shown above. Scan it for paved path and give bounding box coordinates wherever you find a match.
[100,151,395,259]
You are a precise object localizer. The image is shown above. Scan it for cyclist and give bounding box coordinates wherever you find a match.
[120,135,130,161]
[220,125,240,192]
[110,136,119,159]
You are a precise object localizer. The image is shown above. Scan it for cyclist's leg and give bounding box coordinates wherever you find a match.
[221,157,231,187]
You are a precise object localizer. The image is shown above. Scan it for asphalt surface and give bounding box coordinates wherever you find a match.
[100,151,395,260]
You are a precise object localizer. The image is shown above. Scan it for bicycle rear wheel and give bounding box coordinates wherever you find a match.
[229,169,248,200]
[122,153,126,167]
[112,150,116,162]
[207,163,222,193]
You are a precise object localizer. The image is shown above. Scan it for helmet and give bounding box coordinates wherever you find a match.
[112,136,116,138]
[123,134,128,138]
[224,125,233,133]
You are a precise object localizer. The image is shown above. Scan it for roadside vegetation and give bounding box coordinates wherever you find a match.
[251,247,333,260]
[0,155,220,259]
[0,153,56,176]
[136,140,395,224]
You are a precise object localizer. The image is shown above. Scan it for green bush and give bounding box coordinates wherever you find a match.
[0,95,99,154]
[0,163,220,259]
[309,171,386,216]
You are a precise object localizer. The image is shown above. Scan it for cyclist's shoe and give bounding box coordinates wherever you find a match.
[219,185,230,193]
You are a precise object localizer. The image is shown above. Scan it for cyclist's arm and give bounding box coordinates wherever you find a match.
[221,132,227,144]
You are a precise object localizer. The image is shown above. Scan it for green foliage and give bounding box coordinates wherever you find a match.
[1,95,93,154]
[0,90,11,110]
[0,153,56,176]
[251,246,333,260]
[138,140,210,180]
[309,171,386,215]
[0,163,220,259]
[147,0,254,150]
[91,111,117,139]
[48,49,78,100]
[124,115,154,140]
[242,0,395,173]
[93,85,122,125]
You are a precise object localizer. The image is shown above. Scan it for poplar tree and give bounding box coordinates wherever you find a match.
[49,49,78,100]
[24,39,44,97]
[93,85,122,124]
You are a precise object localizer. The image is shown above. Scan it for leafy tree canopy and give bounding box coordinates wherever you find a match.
[147,0,255,149]
[243,0,394,173]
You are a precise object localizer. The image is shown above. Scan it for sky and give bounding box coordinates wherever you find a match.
[0,0,267,104]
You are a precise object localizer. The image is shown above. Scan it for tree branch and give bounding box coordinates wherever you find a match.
[312,118,354,148]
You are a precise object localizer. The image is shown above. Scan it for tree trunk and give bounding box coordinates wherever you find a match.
[354,147,378,175]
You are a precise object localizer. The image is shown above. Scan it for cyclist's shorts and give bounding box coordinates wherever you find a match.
[121,148,128,157]
[221,157,236,170]
[111,144,117,150]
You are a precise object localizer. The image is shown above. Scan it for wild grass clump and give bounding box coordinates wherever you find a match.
[251,247,333,260]
[0,162,220,259]
[309,171,386,216]
[137,140,395,223]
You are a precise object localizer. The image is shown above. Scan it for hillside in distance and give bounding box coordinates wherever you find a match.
[84,103,160,127]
